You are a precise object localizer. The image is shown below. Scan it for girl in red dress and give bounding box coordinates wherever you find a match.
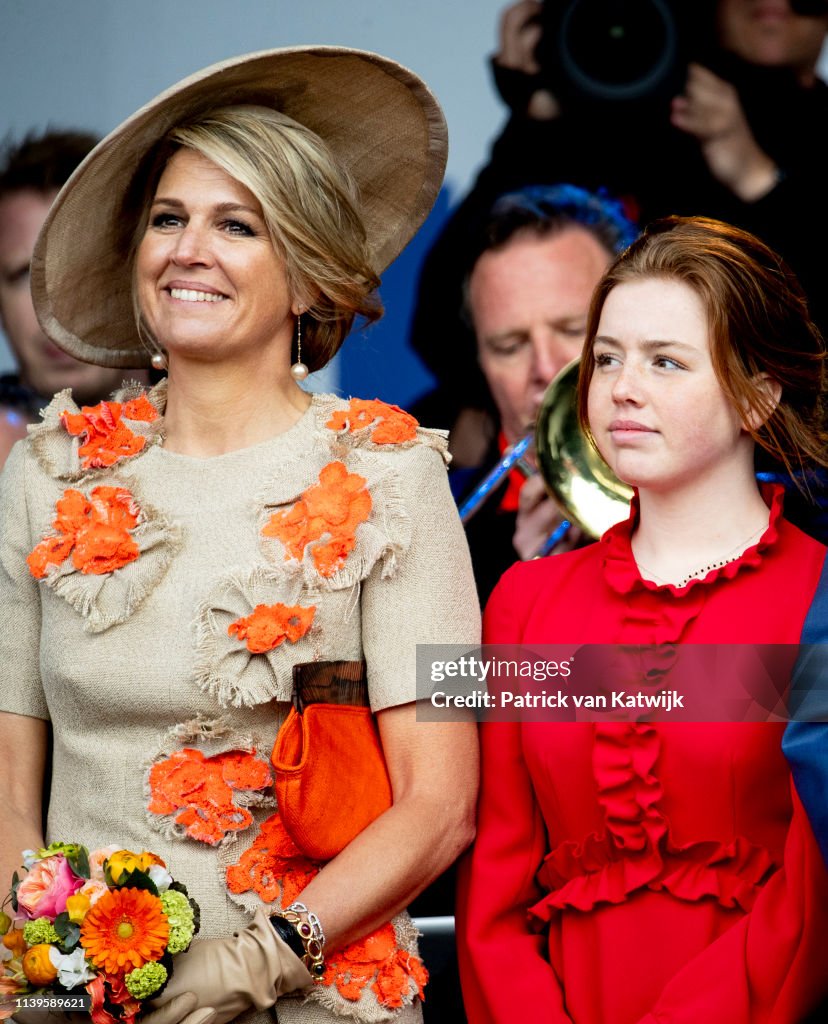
[457,216,828,1024]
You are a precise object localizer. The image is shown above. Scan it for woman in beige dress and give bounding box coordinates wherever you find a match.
[0,48,479,1024]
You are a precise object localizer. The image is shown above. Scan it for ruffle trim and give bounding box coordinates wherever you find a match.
[256,449,412,592]
[602,484,784,598]
[530,830,776,923]
[34,477,181,634]
[29,380,165,482]
[530,723,777,924]
[316,393,450,464]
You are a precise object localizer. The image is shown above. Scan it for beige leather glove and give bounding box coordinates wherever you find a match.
[137,994,216,1024]
[146,908,312,1024]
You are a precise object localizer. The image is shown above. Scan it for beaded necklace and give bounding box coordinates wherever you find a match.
[634,522,768,590]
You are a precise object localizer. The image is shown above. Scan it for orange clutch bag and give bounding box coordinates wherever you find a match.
[270,660,392,861]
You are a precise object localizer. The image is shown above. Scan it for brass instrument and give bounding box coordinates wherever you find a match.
[534,358,632,539]
[458,359,631,541]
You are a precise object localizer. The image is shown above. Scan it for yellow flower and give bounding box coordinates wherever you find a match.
[106,849,165,884]
[66,892,91,924]
[138,852,165,872]
[106,850,143,883]
[22,944,58,986]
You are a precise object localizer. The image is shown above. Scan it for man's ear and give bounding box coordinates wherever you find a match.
[742,373,782,432]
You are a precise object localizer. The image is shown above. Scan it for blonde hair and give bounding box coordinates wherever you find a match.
[132,104,382,370]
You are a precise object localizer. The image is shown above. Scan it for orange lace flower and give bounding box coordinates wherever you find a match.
[147,748,271,845]
[228,603,316,654]
[262,461,371,578]
[62,397,158,469]
[226,813,318,905]
[326,398,419,445]
[27,486,140,579]
[226,813,428,1008]
[80,887,169,975]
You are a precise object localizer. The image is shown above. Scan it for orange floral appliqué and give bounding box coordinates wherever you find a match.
[27,486,140,579]
[226,813,427,1008]
[61,396,158,469]
[326,398,419,445]
[262,461,372,578]
[147,748,271,845]
[226,813,318,905]
[228,603,316,654]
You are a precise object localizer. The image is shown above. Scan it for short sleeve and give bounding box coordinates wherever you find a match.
[361,444,480,712]
[0,441,49,719]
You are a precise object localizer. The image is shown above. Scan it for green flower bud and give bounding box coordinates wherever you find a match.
[125,960,168,999]
[23,918,60,946]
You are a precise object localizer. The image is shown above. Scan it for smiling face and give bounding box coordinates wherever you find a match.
[587,277,754,495]
[469,227,611,444]
[0,189,125,404]
[135,148,299,370]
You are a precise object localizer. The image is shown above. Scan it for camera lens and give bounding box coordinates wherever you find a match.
[558,0,678,101]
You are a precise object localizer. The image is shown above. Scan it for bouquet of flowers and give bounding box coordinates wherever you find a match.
[1,843,199,1024]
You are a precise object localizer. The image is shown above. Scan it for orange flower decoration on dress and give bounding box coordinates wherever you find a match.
[226,813,318,905]
[228,603,316,654]
[225,813,427,1008]
[27,486,140,579]
[80,887,169,976]
[262,461,371,578]
[147,748,271,845]
[61,396,158,470]
[326,398,419,445]
[324,923,428,1008]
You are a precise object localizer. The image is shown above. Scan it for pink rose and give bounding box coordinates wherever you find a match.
[78,880,109,906]
[16,855,84,921]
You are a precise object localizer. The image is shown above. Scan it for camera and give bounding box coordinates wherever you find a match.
[534,0,715,109]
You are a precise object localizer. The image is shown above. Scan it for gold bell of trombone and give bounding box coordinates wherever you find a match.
[534,358,632,539]
[457,358,632,543]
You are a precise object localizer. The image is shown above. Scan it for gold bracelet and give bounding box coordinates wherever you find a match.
[282,901,326,979]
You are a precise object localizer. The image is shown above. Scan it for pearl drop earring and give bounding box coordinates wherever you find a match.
[290,312,309,381]
[151,350,168,371]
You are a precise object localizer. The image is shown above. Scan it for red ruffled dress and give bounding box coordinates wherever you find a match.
[457,487,828,1024]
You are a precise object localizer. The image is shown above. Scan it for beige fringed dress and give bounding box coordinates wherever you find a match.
[0,382,480,1024]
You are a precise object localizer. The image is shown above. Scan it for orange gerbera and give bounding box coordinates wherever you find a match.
[326,398,419,445]
[27,485,140,579]
[61,397,158,470]
[80,887,169,975]
[228,602,316,654]
[262,461,371,578]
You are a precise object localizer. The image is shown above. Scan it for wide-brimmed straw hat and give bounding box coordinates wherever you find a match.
[31,46,448,368]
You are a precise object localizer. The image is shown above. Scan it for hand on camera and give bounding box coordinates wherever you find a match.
[143,909,311,1024]
[671,62,779,202]
[513,474,583,559]
[494,0,560,119]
